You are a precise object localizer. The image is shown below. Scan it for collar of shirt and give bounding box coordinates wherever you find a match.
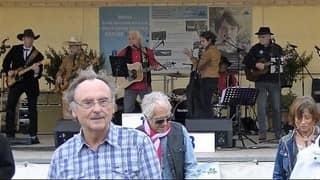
[76,122,120,153]
[23,46,33,51]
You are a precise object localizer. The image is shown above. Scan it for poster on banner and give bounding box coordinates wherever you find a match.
[99,7,150,73]
[209,7,252,71]
[151,6,208,74]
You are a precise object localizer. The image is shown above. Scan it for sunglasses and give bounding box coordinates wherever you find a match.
[154,115,173,125]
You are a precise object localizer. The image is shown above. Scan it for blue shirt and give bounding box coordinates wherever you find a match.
[48,123,161,179]
[161,125,198,179]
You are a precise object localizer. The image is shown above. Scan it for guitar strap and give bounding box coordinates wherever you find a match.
[25,49,39,67]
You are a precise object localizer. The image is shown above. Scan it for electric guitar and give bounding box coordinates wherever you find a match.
[117,62,144,89]
[6,59,50,87]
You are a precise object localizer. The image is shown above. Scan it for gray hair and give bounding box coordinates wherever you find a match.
[141,91,172,119]
[64,68,116,111]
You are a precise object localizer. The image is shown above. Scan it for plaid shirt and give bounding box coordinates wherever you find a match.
[48,123,161,179]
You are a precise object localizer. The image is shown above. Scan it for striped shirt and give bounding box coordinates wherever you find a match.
[48,123,161,179]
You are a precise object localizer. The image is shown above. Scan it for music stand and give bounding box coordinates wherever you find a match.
[109,56,129,84]
[220,87,258,148]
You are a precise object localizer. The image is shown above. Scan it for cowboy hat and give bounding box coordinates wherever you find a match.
[17,29,40,41]
[255,27,274,35]
[64,36,88,46]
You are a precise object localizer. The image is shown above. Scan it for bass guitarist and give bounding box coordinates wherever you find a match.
[243,27,283,141]
[2,29,44,144]
[117,31,160,113]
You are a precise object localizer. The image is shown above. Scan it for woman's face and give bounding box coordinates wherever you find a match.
[200,37,211,48]
[295,108,316,135]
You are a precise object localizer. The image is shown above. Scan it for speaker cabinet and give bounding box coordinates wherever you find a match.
[185,118,233,148]
[54,119,80,148]
[312,78,320,102]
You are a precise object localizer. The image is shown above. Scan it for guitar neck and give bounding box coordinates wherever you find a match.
[18,66,34,76]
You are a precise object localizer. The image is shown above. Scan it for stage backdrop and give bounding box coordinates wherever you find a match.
[209,7,252,70]
[99,6,208,74]
[99,7,150,73]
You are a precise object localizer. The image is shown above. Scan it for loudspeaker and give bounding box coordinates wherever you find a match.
[185,118,233,148]
[312,78,320,102]
[54,119,81,148]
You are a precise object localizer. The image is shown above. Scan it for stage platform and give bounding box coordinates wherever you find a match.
[8,132,279,179]
[10,132,279,164]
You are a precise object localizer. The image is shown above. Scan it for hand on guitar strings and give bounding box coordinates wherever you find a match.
[31,63,40,74]
[255,62,265,71]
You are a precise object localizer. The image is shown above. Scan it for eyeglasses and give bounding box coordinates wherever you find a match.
[74,97,113,109]
[153,114,173,125]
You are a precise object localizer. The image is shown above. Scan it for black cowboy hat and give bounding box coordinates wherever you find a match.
[255,27,274,35]
[17,29,40,41]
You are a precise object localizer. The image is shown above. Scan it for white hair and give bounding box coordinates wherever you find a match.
[128,30,143,41]
[141,91,172,119]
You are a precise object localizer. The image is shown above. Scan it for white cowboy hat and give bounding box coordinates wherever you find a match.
[63,36,88,46]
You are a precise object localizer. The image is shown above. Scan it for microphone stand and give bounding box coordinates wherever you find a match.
[223,39,246,86]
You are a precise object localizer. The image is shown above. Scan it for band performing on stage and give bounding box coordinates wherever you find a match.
[0,26,317,143]
[1,24,320,179]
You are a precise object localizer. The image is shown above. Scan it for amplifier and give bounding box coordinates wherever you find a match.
[185,118,233,148]
[54,119,80,148]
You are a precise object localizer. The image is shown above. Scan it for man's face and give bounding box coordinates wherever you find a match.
[258,34,271,46]
[128,33,140,47]
[69,45,81,55]
[23,36,34,48]
[72,79,115,133]
[148,101,171,133]
[218,19,239,43]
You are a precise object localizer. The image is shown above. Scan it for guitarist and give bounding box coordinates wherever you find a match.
[117,31,160,113]
[2,29,44,144]
[55,37,90,119]
[243,27,283,141]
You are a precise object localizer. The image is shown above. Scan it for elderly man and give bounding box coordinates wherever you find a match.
[117,31,160,113]
[137,91,197,179]
[48,70,161,179]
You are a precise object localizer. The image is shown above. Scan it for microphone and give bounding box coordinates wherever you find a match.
[271,38,276,43]
[315,46,320,52]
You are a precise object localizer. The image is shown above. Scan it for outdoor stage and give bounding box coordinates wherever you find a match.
[10,132,279,179]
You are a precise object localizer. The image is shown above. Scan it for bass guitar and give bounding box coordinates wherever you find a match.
[6,59,50,87]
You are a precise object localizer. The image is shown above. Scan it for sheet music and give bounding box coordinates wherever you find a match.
[220,86,239,104]
[270,57,284,74]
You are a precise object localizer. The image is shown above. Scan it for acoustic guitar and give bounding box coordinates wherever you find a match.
[244,58,270,82]
[6,59,50,87]
[117,62,144,89]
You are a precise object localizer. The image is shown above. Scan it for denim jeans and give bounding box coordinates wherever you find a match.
[255,81,281,137]
[124,87,151,113]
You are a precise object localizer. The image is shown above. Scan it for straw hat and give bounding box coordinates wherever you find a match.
[64,36,88,46]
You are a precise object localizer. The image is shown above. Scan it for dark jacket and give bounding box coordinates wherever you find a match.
[2,44,44,95]
[0,134,15,179]
[243,42,283,82]
[137,121,185,180]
